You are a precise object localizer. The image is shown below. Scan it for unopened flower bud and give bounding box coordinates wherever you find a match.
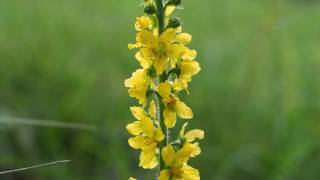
[144,4,156,15]
[168,17,181,28]
[167,0,182,6]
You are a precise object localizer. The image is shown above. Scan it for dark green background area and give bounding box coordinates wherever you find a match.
[1,0,320,179]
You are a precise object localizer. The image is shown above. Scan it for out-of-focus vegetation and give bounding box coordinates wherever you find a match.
[0,0,320,179]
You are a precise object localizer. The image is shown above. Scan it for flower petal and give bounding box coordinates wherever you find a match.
[159,169,171,180]
[182,49,197,60]
[126,121,143,135]
[135,51,151,69]
[154,127,165,141]
[158,82,171,99]
[163,108,177,128]
[128,136,145,149]
[137,30,156,46]
[181,165,200,180]
[139,148,156,169]
[179,122,189,137]
[160,28,176,44]
[176,100,193,119]
[165,5,176,16]
[185,129,204,142]
[175,33,192,45]
[148,100,157,119]
[130,106,148,120]
[161,144,175,165]
[174,143,195,166]
[142,155,159,169]
[190,142,201,157]
[154,57,167,75]
[135,16,152,31]
[141,117,155,137]
[180,60,201,79]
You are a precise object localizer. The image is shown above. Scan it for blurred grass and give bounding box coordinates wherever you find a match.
[0,0,320,179]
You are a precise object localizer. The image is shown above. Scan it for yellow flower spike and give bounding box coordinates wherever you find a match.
[126,0,203,178]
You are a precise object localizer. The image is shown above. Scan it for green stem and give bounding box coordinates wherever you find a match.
[154,94,161,179]
[156,0,165,35]
[155,1,167,179]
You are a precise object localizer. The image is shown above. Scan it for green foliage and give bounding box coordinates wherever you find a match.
[0,0,320,179]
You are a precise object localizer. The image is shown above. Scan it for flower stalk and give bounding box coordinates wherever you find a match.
[155,0,165,34]
[126,0,204,179]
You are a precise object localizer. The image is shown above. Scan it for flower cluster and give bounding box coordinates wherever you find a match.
[125,0,204,179]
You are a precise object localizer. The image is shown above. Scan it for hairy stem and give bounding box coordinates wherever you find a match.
[154,91,162,179]
[155,1,166,179]
[156,0,165,35]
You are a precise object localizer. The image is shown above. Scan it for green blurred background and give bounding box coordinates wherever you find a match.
[1,0,320,179]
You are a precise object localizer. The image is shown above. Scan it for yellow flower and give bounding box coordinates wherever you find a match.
[173,59,201,92]
[158,82,193,128]
[129,28,188,75]
[127,107,165,169]
[159,144,200,180]
[124,69,150,105]
[179,123,204,157]
[135,16,153,31]
[128,177,137,180]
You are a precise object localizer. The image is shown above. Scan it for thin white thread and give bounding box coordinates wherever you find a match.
[0,160,71,175]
